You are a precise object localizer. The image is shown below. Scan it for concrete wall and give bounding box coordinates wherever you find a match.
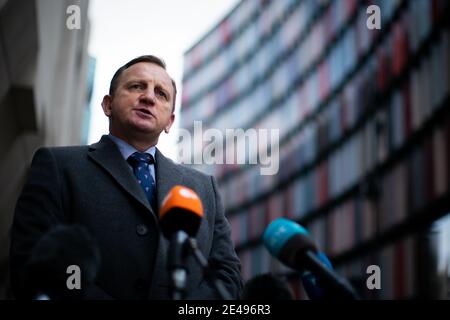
[0,0,91,299]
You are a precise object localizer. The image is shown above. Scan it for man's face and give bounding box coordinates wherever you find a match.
[102,62,175,142]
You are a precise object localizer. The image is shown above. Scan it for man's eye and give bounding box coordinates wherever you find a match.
[157,90,167,99]
[131,84,143,89]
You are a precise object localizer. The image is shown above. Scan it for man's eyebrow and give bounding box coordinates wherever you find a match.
[125,79,146,84]
[125,78,171,89]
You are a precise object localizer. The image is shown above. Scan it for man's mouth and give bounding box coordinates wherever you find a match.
[134,108,153,118]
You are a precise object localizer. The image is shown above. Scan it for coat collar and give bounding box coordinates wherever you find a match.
[88,135,185,217]
[154,147,185,207]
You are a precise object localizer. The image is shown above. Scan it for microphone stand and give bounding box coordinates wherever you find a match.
[168,235,233,300]
[168,231,189,300]
[187,238,232,300]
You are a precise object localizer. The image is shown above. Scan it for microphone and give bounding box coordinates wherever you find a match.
[301,251,335,300]
[159,185,203,299]
[159,185,204,238]
[263,218,359,300]
[22,224,101,300]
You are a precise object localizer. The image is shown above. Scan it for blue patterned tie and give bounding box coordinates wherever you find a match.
[127,152,156,208]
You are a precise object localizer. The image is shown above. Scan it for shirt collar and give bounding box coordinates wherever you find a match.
[108,133,156,162]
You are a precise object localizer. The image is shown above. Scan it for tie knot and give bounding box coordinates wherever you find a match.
[127,152,154,168]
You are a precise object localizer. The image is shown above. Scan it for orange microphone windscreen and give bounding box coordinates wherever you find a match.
[159,186,204,237]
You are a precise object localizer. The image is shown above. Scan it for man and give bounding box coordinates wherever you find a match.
[9,55,243,299]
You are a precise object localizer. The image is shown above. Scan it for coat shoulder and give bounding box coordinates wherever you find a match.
[174,161,212,181]
[34,145,90,163]
[157,150,213,182]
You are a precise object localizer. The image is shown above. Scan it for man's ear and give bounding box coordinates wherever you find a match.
[101,95,113,117]
[164,113,175,133]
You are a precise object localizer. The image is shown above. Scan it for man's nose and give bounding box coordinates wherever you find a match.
[139,87,155,105]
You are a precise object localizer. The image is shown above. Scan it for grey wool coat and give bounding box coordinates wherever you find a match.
[10,135,243,299]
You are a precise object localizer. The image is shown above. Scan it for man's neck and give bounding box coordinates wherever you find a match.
[109,131,157,152]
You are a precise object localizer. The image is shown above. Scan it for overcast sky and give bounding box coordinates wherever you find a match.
[87,0,240,158]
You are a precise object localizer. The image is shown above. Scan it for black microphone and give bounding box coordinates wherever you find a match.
[159,185,204,300]
[263,218,359,300]
[301,251,336,300]
[22,224,101,300]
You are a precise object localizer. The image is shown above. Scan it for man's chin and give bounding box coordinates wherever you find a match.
[130,124,160,137]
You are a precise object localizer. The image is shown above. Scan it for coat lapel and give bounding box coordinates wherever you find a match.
[87,135,186,216]
[154,148,185,206]
[87,135,153,214]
